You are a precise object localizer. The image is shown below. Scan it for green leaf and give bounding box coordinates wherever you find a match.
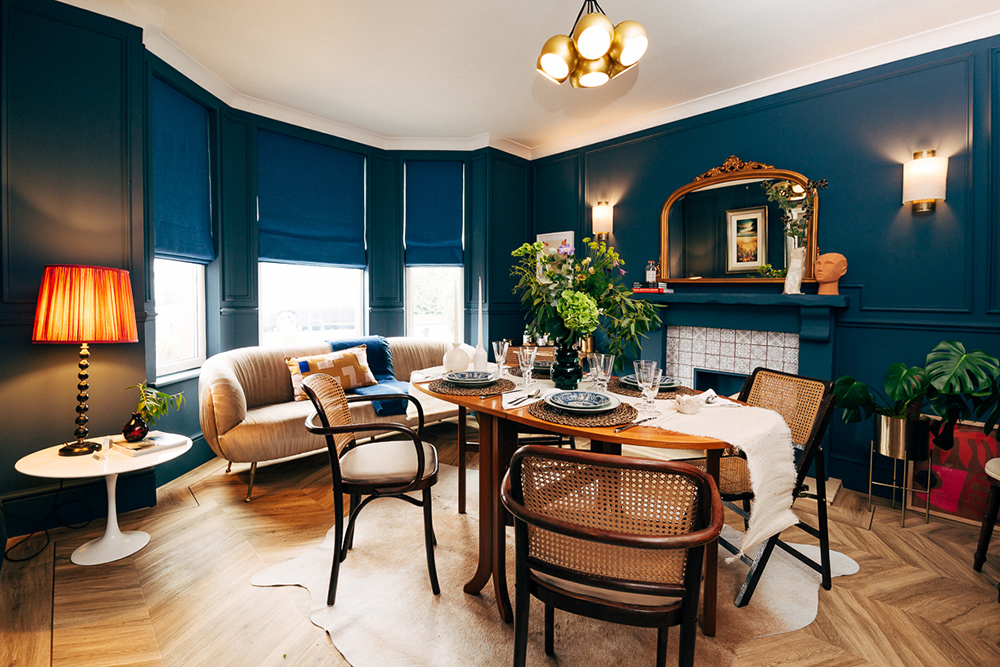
[925,340,999,394]
[883,363,927,403]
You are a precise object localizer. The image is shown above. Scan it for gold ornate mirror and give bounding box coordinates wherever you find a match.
[658,156,820,283]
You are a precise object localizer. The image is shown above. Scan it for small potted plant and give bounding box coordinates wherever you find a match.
[123,381,185,442]
[833,341,1000,456]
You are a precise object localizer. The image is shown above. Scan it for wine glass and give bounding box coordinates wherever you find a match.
[637,367,663,414]
[517,347,537,388]
[593,353,615,391]
[492,340,509,379]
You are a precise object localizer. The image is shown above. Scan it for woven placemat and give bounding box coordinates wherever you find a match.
[427,378,516,396]
[607,377,697,400]
[527,400,638,427]
[508,367,551,379]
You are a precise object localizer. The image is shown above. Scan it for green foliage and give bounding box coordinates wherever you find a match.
[762,179,828,242]
[755,264,787,278]
[126,381,184,427]
[833,341,1000,450]
[511,237,662,368]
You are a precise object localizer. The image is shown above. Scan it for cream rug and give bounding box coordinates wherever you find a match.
[252,466,858,666]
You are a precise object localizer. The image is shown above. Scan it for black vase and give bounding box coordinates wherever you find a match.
[551,340,583,390]
[123,412,149,442]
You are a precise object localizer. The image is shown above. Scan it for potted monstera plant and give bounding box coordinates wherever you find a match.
[834,341,1000,456]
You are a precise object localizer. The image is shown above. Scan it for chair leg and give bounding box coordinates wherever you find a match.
[345,494,359,549]
[244,462,257,503]
[741,498,751,531]
[544,603,555,656]
[656,627,669,667]
[327,490,345,606]
[734,535,779,607]
[813,449,832,589]
[422,488,440,595]
[512,582,531,667]
[974,483,1000,572]
[459,406,468,514]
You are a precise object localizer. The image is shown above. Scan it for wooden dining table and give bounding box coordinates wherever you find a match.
[414,379,730,637]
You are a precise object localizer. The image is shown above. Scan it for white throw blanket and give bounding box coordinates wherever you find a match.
[646,397,798,557]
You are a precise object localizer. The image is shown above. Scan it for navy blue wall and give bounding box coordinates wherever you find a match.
[531,37,1000,490]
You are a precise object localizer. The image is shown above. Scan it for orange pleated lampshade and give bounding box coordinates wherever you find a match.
[32,265,138,344]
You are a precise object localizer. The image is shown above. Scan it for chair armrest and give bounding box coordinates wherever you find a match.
[345,392,425,434]
[305,413,427,494]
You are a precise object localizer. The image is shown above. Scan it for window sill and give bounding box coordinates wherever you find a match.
[153,367,201,388]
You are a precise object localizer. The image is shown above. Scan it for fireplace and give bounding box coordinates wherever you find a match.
[664,325,800,391]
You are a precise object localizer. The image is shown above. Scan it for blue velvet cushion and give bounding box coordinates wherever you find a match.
[328,336,406,416]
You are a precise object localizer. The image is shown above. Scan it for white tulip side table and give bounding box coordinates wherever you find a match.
[15,434,191,565]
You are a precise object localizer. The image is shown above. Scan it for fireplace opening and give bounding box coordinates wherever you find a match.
[694,368,747,397]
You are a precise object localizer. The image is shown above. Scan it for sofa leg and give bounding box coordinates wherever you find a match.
[244,462,257,503]
[226,460,232,473]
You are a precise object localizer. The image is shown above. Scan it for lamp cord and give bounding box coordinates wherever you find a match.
[568,0,607,36]
[2,481,94,563]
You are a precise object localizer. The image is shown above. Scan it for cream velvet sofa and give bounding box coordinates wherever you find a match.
[199,336,455,500]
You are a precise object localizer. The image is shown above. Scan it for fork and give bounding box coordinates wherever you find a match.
[508,389,540,406]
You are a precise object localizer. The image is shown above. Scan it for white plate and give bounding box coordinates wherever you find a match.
[544,390,621,414]
[444,371,500,386]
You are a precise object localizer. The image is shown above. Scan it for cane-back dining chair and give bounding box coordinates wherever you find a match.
[685,367,836,607]
[501,445,724,667]
[302,373,440,606]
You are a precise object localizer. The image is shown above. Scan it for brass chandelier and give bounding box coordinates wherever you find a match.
[537,1,647,88]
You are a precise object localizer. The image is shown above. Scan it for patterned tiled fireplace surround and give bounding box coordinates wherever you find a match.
[664,326,799,390]
[642,292,849,392]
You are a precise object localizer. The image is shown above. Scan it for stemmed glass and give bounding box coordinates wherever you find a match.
[492,340,509,379]
[517,347,537,388]
[593,353,615,391]
[633,360,662,414]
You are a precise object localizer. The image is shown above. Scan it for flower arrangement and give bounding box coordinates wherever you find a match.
[511,237,662,365]
[125,381,184,427]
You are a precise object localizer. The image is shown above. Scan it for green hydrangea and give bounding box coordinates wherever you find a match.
[556,290,599,335]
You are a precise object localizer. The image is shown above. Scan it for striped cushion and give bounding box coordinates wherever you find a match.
[286,345,377,401]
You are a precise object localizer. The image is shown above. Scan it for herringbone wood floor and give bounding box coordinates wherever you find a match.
[2,419,999,666]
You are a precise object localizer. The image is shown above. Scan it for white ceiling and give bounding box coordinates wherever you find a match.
[66,1,1000,159]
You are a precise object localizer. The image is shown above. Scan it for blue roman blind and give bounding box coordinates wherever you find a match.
[257,130,366,268]
[404,160,464,266]
[151,78,214,263]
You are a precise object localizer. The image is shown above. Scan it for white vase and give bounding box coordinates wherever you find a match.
[472,344,488,371]
[443,343,470,372]
[783,246,806,295]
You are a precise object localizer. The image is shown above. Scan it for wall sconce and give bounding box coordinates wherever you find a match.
[593,201,613,242]
[903,150,948,213]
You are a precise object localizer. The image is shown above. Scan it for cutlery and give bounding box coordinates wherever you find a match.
[509,389,540,406]
[614,416,655,433]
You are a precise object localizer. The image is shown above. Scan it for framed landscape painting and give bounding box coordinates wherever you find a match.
[726,207,767,273]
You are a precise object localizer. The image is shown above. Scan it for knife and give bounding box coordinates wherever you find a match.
[614,416,655,433]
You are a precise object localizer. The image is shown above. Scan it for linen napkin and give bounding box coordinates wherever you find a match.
[410,366,446,383]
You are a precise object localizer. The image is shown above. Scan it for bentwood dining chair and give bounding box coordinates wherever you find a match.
[302,373,440,606]
[973,457,1000,602]
[685,367,836,607]
[501,445,723,667]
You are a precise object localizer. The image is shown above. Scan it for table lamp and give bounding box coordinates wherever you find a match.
[32,265,138,456]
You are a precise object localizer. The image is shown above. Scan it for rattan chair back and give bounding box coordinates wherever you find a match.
[741,368,827,447]
[302,373,355,455]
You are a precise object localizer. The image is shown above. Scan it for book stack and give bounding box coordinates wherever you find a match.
[631,282,673,294]
[110,431,187,457]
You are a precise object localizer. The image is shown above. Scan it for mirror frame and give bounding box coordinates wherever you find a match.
[658,156,819,283]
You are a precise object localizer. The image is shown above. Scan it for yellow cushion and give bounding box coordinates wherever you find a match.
[286,345,377,401]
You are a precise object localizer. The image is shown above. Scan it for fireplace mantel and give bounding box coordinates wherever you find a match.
[637,291,849,379]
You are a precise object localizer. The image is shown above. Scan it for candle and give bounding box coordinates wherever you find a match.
[478,277,484,348]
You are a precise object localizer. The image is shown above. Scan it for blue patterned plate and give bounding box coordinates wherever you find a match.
[545,390,620,414]
[444,371,500,386]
